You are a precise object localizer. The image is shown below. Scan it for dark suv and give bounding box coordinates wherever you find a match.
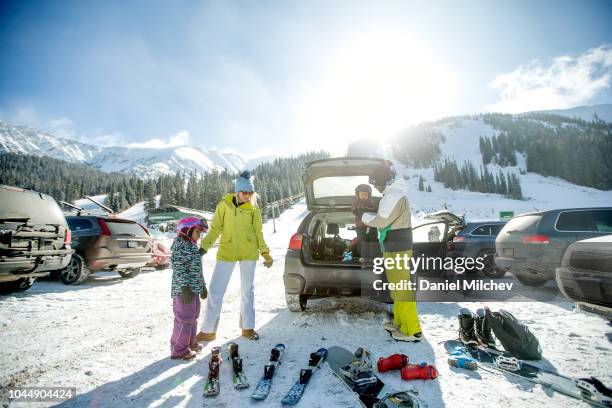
[495,207,612,286]
[59,214,152,284]
[448,220,507,278]
[0,185,72,293]
[282,157,463,311]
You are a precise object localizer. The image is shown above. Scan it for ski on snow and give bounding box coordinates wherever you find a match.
[251,343,286,400]
[227,342,249,389]
[281,348,327,405]
[203,346,221,397]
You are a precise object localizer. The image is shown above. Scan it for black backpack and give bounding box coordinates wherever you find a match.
[486,309,542,360]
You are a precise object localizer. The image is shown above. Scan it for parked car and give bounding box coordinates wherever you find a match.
[146,229,172,269]
[495,207,612,286]
[282,157,462,311]
[447,220,507,278]
[59,214,152,284]
[556,235,612,321]
[0,185,72,294]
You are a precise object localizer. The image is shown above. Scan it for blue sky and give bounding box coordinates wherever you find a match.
[1,0,611,156]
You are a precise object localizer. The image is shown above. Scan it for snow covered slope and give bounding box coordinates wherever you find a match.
[385,110,611,221]
[0,120,273,179]
[523,103,612,122]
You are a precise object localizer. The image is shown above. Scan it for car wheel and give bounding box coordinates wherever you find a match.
[0,278,36,294]
[479,250,506,278]
[285,293,307,312]
[118,267,141,279]
[60,254,90,285]
[515,274,548,287]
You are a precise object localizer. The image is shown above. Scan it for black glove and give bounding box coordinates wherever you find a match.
[200,285,208,300]
[180,286,195,305]
[199,248,207,256]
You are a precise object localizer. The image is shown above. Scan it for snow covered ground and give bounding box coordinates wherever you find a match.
[1,200,611,408]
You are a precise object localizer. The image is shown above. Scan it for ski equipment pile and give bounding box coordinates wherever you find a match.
[203,346,221,397]
[327,346,420,408]
[251,343,285,400]
[444,340,612,407]
[281,348,327,405]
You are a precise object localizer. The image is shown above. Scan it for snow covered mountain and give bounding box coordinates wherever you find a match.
[522,103,612,122]
[0,120,273,178]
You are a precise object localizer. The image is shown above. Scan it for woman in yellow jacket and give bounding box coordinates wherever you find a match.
[196,171,273,341]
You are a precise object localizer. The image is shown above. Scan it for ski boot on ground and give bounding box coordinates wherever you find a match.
[338,347,378,386]
[383,321,400,333]
[458,308,478,346]
[242,329,259,340]
[474,307,496,348]
[400,363,439,381]
[377,354,409,372]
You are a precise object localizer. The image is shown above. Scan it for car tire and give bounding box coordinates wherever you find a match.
[478,250,506,278]
[285,293,307,312]
[0,277,36,294]
[515,273,548,287]
[60,254,90,285]
[118,267,141,279]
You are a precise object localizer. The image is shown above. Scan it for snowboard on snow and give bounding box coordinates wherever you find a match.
[444,340,612,407]
[326,346,420,408]
[281,348,327,405]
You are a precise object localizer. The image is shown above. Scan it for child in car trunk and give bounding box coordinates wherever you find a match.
[351,184,379,260]
[170,217,209,360]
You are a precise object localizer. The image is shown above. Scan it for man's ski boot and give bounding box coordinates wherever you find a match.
[474,308,496,348]
[338,347,378,386]
[400,363,439,381]
[458,308,478,345]
[377,354,409,372]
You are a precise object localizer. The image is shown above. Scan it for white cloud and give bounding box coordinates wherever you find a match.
[127,131,190,148]
[487,44,612,113]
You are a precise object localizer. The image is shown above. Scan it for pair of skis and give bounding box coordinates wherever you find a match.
[202,342,249,397]
[445,340,612,407]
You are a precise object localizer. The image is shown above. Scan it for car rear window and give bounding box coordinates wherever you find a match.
[556,209,612,232]
[502,215,541,233]
[106,221,148,237]
[313,176,382,200]
[67,218,94,231]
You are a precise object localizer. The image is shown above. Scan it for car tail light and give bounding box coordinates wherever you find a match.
[288,233,303,250]
[98,219,111,236]
[453,236,465,242]
[64,229,72,246]
[522,234,550,244]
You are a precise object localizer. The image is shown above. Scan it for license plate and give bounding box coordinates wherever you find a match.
[503,248,514,257]
[127,241,138,248]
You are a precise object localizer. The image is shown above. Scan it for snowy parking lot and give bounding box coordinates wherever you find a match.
[1,203,611,408]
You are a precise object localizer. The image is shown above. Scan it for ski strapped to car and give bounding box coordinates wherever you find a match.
[251,343,285,400]
[444,340,612,407]
[203,346,221,397]
[227,342,249,389]
[326,346,420,408]
[281,348,328,405]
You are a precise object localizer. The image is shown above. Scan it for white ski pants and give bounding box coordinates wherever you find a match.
[201,260,256,333]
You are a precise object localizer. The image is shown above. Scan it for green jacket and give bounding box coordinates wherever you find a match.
[200,193,270,261]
